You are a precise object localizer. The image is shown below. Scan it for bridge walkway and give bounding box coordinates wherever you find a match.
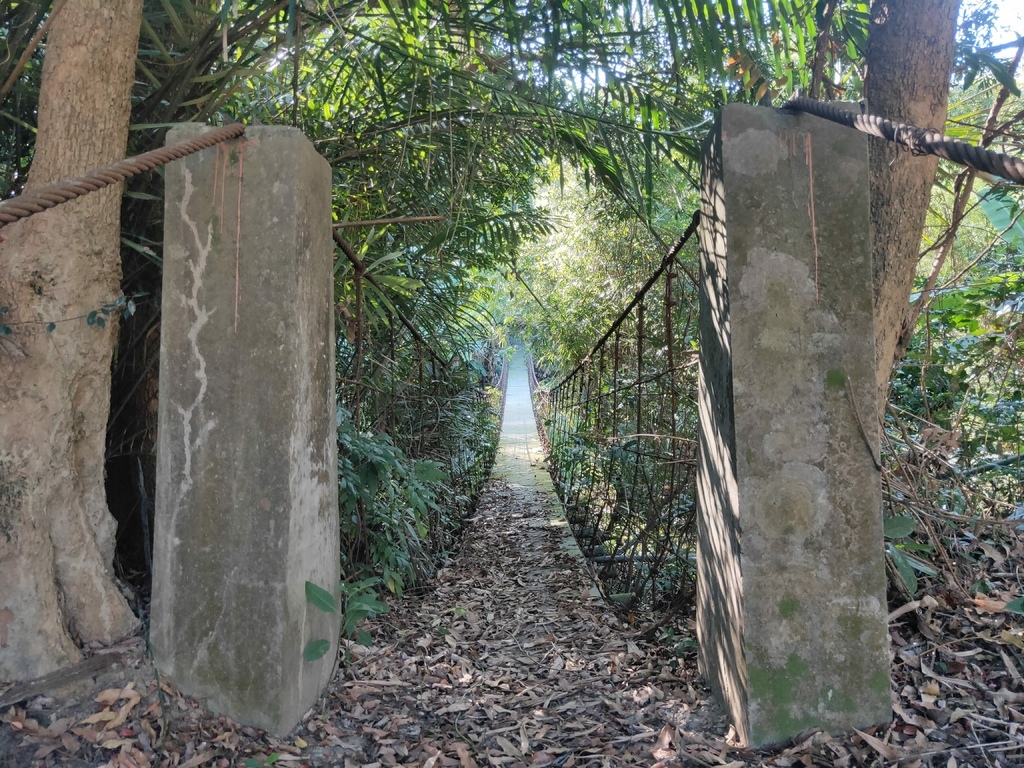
[324,348,726,766]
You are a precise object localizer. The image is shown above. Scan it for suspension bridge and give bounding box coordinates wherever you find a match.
[2,99,1023,767]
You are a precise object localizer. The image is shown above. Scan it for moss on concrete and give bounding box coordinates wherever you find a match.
[748,653,818,744]
[698,104,889,748]
[825,368,847,390]
[778,598,800,619]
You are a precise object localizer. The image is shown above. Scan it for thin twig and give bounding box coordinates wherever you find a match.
[0,0,69,103]
[333,215,446,228]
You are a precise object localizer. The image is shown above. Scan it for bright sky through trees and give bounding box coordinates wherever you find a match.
[993,0,1023,42]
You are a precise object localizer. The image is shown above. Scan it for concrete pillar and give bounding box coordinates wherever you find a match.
[696,104,889,747]
[152,125,340,736]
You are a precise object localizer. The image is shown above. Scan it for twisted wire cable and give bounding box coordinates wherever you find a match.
[552,209,701,393]
[782,97,1024,184]
[0,123,246,228]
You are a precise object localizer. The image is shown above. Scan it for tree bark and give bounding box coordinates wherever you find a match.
[0,0,143,680]
[866,0,961,413]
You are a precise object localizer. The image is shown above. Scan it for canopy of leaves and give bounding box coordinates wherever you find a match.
[2,0,1023,604]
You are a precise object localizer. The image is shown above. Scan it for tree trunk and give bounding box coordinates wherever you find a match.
[866,0,961,412]
[0,0,143,680]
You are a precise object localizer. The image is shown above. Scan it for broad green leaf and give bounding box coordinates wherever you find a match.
[884,516,916,540]
[350,593,388,616]
[302,638,332,662]
[889,545,918,595]
[906,555,938,577]
[413,460,447,483]
[304,580,338,613]
[1005,596,1024,614]
[979,189,1024,247]
[977,52,1022,97]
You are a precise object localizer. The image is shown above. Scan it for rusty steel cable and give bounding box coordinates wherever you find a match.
[542,223,700,611]
[782,96,1024,184]
[552,209,700,393]
[0,123,246,229]
[332,229,449,370]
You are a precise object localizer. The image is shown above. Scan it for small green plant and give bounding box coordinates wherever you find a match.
[86,295,137,329]
[884,515,937,595]
[333,342,502,603]
[301,577,388,662]
[302,580,337,663]
[0,294,140,335]
[337,406,448,593]
[340,578,389,646]
[657,626,697,671]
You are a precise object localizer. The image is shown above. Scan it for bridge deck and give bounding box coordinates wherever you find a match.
[327,348,725,765]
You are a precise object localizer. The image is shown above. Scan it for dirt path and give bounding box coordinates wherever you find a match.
[306,350,728,766]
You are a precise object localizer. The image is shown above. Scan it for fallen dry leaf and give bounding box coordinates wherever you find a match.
[3,475,1024,768]
[854,728,898,761]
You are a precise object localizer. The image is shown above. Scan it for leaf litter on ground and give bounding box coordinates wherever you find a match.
[1,478,1023,767]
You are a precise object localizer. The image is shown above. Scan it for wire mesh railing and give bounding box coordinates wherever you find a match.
[333,233,506,588]
[537,217,701,613]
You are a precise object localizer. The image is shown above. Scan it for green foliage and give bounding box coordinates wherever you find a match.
[893,237,1024,474]
[884,516,917,540]
[301,638,332,663]
[0,295,139,336]
[493,169,697,372]
[302,578,337,663]
[657,625,697,671]
[331,342,501,653]
[340,578,389,646]
[304,580,338,614]
[337,407,441,595]
[86,295,137,329]
[302,576,389,660]
[336,334,503,598]
[884,517,932,596]
[884,117,1024,598]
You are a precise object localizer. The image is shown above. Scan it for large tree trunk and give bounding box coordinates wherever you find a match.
[0,0,143,680]
[866,0,961,412]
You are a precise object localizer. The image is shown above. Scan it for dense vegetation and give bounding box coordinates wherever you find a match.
[512,152,1024,609]
[1,0,1022,619]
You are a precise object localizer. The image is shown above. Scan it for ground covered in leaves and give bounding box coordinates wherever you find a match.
[2,475,1023,767]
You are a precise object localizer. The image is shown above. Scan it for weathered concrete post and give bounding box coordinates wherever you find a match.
[696,104,889,747]
[152,125,340,736]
